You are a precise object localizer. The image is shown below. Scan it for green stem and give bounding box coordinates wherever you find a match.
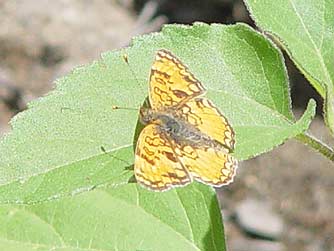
[296,133,334,162]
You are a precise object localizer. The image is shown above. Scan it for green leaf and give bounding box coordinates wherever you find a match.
[244,0,334,134]
[326,84,334,133]
[0,23,315,203]
[0,183,225,251]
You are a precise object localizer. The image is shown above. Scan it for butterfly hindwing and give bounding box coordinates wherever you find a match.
[134,124,191,191]
[175,144,237,187]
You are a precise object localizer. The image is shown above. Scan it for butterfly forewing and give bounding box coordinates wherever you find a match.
[179,97,235,151]
[149,49,205,109]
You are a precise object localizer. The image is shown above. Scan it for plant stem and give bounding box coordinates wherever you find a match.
[296,133,334,162]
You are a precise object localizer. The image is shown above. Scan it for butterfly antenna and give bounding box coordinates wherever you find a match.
[112,52,150,110]
[122,53,147,99]
[111,52,147,111]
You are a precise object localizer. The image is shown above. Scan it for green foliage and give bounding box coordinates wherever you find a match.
[0,23,315,204]
[0,21,320,250]
[0,183,224,251]
[245,0,334,134]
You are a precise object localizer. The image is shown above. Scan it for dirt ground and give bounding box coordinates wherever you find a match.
[0,1,333,250]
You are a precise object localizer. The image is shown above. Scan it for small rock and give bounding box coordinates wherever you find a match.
[230,238,285,251]
[235,198,284,240]
[0,80,25,112]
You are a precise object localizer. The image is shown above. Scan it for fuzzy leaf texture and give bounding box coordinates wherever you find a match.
[0,23,315,203]
[0,22,316,251]
[245,0,334,134]
[0,183,225,251]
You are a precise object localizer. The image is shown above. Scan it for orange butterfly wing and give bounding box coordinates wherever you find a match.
[149,49,205,109]
[174,97,237,186]
[134,124,191,191]
[175,145,237,187]
[179,97,235,151]
[135,49,237,190]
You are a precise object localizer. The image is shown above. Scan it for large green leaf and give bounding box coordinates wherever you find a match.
[0,23,315,203]
[0,183,225,251]
[244,0,334,134]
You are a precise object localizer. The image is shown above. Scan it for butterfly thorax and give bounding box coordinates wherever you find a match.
[140,107,229,152]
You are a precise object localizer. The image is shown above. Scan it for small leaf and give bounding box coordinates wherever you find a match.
[0,23,315,203]
[244,0,334,134]
[0,183,225,251]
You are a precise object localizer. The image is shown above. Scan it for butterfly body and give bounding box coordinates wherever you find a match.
[140,107,229,153]
[133,49,237,191]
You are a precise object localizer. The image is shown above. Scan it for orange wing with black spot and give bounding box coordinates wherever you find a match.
[179,97,235,151]
[134,49,237,191]
[149,49,205,109]
[134,124,191,191]
[174,97,237,186]
[175,145,237,187]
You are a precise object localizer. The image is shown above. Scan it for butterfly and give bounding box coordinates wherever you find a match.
[128,49,237,191]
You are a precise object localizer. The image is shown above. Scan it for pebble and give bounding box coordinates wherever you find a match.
[235,198,284,240]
